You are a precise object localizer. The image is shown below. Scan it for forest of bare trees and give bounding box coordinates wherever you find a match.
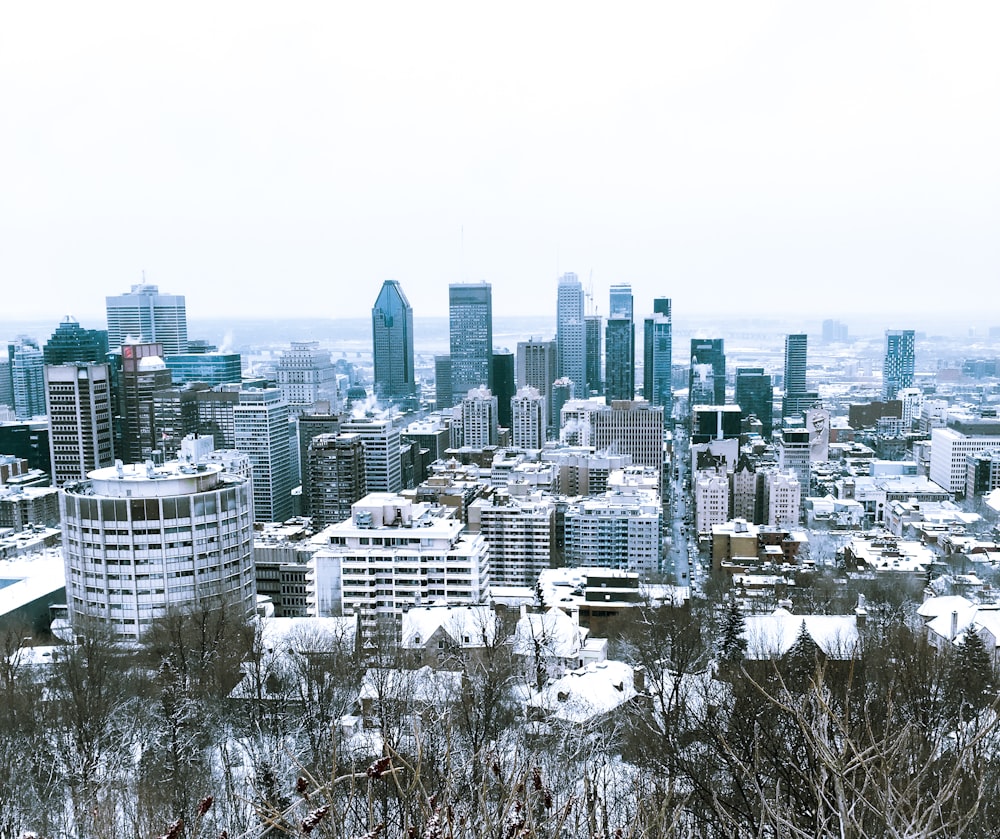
[4,582,1000,839]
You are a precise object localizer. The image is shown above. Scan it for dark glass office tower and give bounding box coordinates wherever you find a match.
[689,338,725,406]
[605,284,634,402]
[372,280,416,401]
[735,367,773,437]
[643,297,672,409]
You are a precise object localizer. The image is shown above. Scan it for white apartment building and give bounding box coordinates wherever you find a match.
[511,386,546,450]
[60,460,255,640]
[308,493,489,634]
[694,470,730,535]
[341,416,402,494]
[460,386,499,448]
[563,487,661,575]
[467,488,554,587]
[763,469,801,527]
[234,387,294,522]
[930,427,1000,495]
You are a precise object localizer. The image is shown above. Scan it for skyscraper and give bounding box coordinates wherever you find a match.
[883,329,916,400]
[491,350,515,429]
[449,282,493,401]
[434,355,453,411]
[45,362,116,486]
[43,317,109,364]
[516,339,557,431]
[307,432,367,528]
[460,386,499,448]
[689,339,725,407]
[340,415,402,494]
[276,341,338,417]
[106,283,188,356]
[643,298,672,411]
[734,367,773,437]
[781,333,818,419]
[6,339,45,420]
[119,341,172,464]
[556,273,586,394]
[511,386,546,450]
[605,284,635,402]
[585,314,603,397]
[234,387,295,522]
[371,279,416,402]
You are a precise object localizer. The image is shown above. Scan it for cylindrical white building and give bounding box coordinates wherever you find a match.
[60,460,255,640]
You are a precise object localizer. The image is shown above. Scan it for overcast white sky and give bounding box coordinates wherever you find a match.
[2,2,998,326]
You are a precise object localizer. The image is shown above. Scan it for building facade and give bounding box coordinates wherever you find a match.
[234,387,294,522]
[642,298,672,411]
[605,284,635,402]
[449,283,493,400]
[882,329,916,400]
[105,283,188,356]
[689,339,725,407]
[45,363,116,486]
[372,279,416,402]
[511,386,546,450]
[556,273,586,395]
[60,460,255,640]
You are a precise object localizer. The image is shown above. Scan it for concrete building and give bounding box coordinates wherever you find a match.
[694,470,730,534]
[0,485,60,531]
[234,387,294,522]
[44,362,115,486]
[541,448,632,496]
[105,283,188,357]
[589,400,664,471]
[118,341,172,465]
[372,279,417,402]
[763,469,801,526]
[517,338,557,430]
[340,415,402,494]
[460,386,499,448]
[449,282,493,400]
[276,342,338,417]
[309,493,490,634]
[511,386,546,450]
[468,488,554,586]
[253,518,321,617]
[306,433,367,528]
[931,426,1000,496]
[60,460,255,640]
[563,484,661,575]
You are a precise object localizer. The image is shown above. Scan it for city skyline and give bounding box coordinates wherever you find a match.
[2,5,998,325]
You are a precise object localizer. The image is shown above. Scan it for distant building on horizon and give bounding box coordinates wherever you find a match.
[883,329,916,400]
[6,338,45,420]
[372,279,416,402]
[782,333,818,419]
[517,338,557,432]
[106,283,188,357]
[277,341,338,418]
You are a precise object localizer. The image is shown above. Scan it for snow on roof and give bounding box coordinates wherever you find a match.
[358,666,464,704]
[512,608,588,660]
[400,604,499,648]
[917,595,975,621]
[742,608,861,660]
[0,549,65,618]
[257,616,356,654]
[526,659,636,724]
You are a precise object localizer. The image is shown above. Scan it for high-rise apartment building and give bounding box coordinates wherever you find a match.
[340,415,402,494]
[106,283,188,356]
[276,341,338,417]
[60,460,255,640]
[883,329,916,400]
[119,341,172,464]
[511,386,546,449]
[449,282,493,400]
[468,489,554,586]
[45,363,115,486]
[372,280,416,402]
[517,339,557,430]
[556,273,586,394]
[306,432,367,528]
[689,339,725,407]
[605,284,634,402]
[43,317,109,364]
[585,315,603,397]
[460,387,499,448]
[643,298,672,410]
[7,339,46,420]
[297,405,341,515]
[234,387,294,522]
[734,367,773,437]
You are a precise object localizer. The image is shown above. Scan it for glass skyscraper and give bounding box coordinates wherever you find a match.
[605,283,634,402]
[643,297,672,411]
[372,279,416,401]
[449,282,493,402]
[105,283,188,357]
[556,273,586,394]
